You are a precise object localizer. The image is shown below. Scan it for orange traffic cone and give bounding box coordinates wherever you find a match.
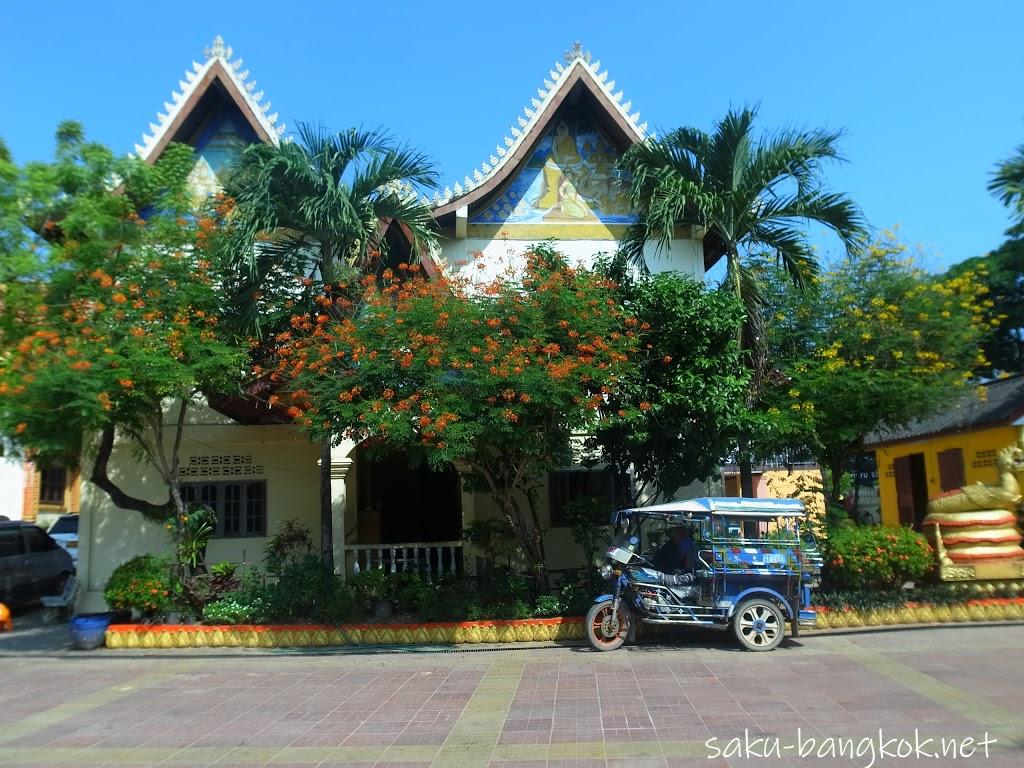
[0,603,11,632]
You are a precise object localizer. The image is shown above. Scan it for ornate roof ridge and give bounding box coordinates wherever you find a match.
[133,35,284,161]
[428,43,650,209]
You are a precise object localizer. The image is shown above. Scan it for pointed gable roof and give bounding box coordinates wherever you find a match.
[134,35,284,163]
[431,43,648,217]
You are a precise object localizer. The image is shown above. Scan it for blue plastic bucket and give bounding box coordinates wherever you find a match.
[69,613,111,650]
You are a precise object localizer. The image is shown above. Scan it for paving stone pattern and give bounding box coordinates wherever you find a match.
[0,624,1022,767]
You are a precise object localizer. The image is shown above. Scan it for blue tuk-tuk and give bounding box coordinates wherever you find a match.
[587,497,822,652]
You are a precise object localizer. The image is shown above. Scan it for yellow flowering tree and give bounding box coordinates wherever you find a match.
[761,232,991,505]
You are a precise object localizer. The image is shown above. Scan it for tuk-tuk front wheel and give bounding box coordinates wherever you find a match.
[733,598,784,651]
[585,600,630,651]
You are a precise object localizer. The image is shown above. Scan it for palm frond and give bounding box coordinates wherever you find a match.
[755,189,866,255]
[989,144,1024,219]
[706,107,757,192]
[745,126,845,197]
[747,224,820,290]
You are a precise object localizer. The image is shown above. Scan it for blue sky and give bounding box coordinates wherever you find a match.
[2,1,1021,269]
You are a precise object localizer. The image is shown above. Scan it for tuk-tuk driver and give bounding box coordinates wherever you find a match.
[652,525,695,574]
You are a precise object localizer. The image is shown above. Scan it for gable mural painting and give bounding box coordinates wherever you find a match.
[187,113,257,201]
[470,116,636,239]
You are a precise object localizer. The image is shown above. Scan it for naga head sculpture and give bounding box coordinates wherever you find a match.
[997,444,1024,470]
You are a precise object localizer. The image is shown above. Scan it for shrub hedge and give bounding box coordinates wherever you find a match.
[820,525,933,591]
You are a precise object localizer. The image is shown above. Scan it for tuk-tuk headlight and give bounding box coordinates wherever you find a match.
[599,564,613,580]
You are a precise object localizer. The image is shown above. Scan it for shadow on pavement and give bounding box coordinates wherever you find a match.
[0,604,72,655]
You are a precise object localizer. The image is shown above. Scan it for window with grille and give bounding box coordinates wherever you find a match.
[38,466,67,506]
[182,481,267,537]
[548,468,629,527]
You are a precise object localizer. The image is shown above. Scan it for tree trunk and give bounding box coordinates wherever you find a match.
[90,425,174,521]
[319,437,334,571]
[496,495,546,578]
[739,458,755,497]
[828,459,844,507]
[319,243,337,571]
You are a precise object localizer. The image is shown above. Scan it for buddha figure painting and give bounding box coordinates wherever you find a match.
[471,117,637,228]
[187,115,253,201]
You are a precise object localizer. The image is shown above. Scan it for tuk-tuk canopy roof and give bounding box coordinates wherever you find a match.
[621,497,806,519]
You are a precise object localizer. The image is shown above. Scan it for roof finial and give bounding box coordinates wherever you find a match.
[564,41,591,65]
[204,35,227,60]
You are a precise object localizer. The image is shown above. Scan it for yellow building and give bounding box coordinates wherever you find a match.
[866,376,1024,529]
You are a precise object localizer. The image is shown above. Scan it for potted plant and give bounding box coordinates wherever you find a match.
[351,569,395,619]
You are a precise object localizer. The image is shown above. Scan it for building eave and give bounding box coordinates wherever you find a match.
[134,35,284,164]
[431,45,648,219]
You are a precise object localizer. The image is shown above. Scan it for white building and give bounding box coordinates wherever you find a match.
[76,38,720,611]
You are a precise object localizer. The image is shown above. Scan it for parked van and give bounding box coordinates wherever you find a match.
[0,521,75,607]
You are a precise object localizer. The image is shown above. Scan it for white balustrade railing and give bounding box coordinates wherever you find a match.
[341,541,463,582]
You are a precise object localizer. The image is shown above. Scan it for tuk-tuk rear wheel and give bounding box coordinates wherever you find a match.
[585,600,630,652]
[732,598,785,652]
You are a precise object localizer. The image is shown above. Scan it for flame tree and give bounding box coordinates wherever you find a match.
[0,123,246,523]
[275,246,636,574]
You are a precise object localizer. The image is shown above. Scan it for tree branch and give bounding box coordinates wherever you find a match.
[90,424,173,522]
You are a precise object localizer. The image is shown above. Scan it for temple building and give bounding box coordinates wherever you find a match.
[75,37,717,611]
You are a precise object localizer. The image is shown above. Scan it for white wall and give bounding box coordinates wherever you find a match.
[77,419,320,612]
[0,457,25,521]
[438,237,705,284]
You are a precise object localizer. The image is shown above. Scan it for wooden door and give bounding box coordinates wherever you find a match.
[937,448,965,492]
[894,456,916,526]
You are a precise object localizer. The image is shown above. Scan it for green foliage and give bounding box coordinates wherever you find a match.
[620,107,866,280]
[989,143,1024,236]
[175,505,217,571]
[217,124,440,336]
[263,519,314,577]
[813,588,910,612]
[533,594,565,617]
[618,108,867,494]
[815,581,1024,611]
[202,594,270,625]
[0,124,247,520]
[263,555,356,623]
[947,238,1024,376]
[588,264,748,501]
[619,105,866,401]
[758,233,991,501]
[278,244,635,570]
[103,554,174,616]
[561,496,612,568]
[201,570,269,624]
[349,570,427,615]
[410,568,562,622]
[209,561,237,579]
[462,518,517,567]
[414,578,478,622]
[820,525,933,591]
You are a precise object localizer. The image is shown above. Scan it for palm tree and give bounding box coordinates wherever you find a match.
[222,124,440,569]
[990,144,1024,234]
[619,106,867,496]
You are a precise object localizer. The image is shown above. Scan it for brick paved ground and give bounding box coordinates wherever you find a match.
[0,624,1022,767]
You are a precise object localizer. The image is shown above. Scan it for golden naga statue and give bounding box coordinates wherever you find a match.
[923,445,1024,573]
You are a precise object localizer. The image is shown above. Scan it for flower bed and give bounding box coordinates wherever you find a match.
[103,597,1024,649]
[104,616,585,649]
[812,597,1024,629]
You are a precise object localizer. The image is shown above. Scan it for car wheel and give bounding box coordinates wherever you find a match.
[733,598,785,651]
[585,600,630,652]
